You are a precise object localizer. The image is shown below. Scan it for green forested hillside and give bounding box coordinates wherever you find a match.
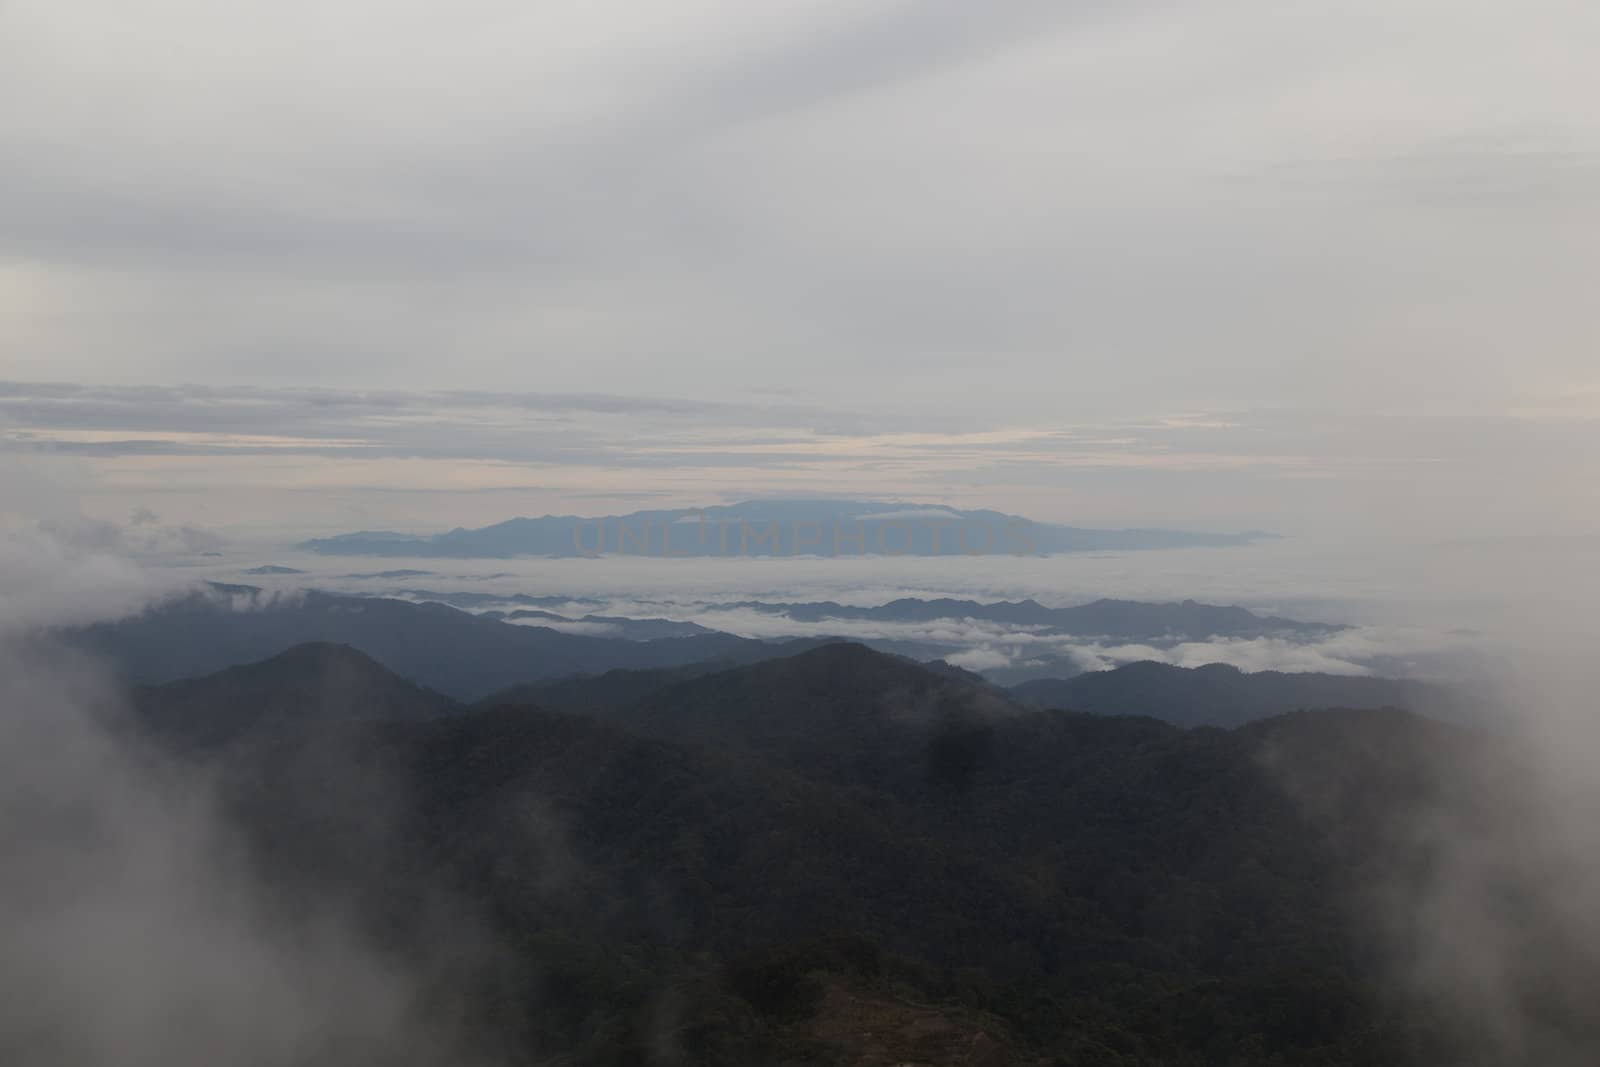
[128,642,1580,1065]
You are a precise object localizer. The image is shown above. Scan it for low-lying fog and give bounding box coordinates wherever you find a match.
[161,532,1600,685]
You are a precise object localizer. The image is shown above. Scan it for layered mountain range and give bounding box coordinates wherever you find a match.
[68,581,1369,695]
[107,637,1571,1065]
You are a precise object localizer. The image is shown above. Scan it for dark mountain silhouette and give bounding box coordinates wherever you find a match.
[138,638,1574,1064]
[598,643,1025,792]
[286,590,1340,684]
[60,584,821,700]
[1011,660,1465,727]
[297,499,1265,557]
[477,663,722,714]
[694,596,1343,684]
[121,638,1592,1064]
[132,642,459,746]
[477,644,986,717]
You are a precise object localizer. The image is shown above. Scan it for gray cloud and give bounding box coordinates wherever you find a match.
[1,3,1597,542]
[0,651,470,1066]
[0,531,508,1066]
[7,379,1597,543]
[3,0,1597,425]
[0,525,182,636]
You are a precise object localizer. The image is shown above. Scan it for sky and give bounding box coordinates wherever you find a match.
[3,0,1598,541]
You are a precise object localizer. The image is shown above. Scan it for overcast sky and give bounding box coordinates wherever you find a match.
[3,1,1598,541]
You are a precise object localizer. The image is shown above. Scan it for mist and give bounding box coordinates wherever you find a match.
[0,524,514,1066]
[1262,553,1600,1064]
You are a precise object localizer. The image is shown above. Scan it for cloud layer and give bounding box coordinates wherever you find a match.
[6,380,1598,542]
[4,0,1598,422]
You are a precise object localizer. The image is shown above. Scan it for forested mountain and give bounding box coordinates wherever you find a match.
[477,662,745,715]
[596,643,1025,793]
[479,649,1448,732]
[1011,660,1463,727]
[116,640,1583,1065]
[131,642,460,747]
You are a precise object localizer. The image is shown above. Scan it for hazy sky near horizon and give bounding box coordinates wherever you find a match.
[3,1,1598,540]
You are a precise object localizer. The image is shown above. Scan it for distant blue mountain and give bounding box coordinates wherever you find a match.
[297,500,1267,558]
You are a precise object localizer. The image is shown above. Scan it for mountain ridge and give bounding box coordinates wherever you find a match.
[1011,659,1466,727]
[297,499,1267,557]
[131,641,461,746]
[706,594,1338,637]
[125,635,1548,1065]
[61,583,824,700]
